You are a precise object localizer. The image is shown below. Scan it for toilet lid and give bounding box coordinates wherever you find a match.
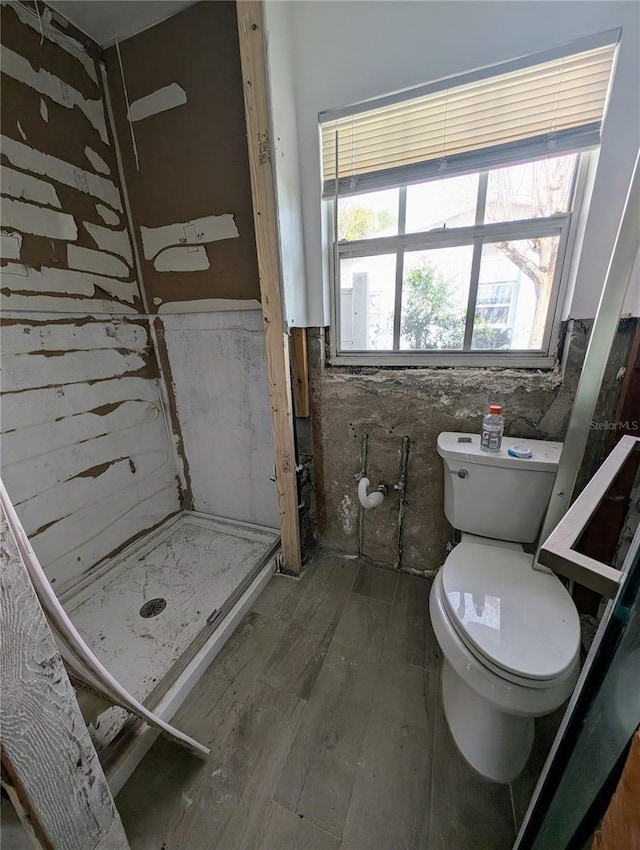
[442,541,580,681]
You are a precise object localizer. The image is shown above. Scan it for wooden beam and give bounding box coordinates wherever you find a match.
[290,328,310,417]
[0,505,131,850]
[236,0,302,574]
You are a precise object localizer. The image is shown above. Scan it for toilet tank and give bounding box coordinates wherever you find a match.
[437,432,563,544]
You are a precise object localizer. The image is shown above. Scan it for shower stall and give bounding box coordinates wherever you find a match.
[0,0,283,790]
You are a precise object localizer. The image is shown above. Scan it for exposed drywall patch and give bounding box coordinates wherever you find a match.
[0,231,22,260]
[0,197,77,240]
[40,97,48,123]
[20,452,170,533]
[9,1,98,86]
[5,434,137,505]
[0,165,61,208]
[1,47,108,143]
[83,222,132,266]
[0,293,137,314]
[1,135,122,212]
[16,120,27,140]
[1,264,138,304]
[153,245,210,272]
[140,213,239,260]
[67,245,130,279]
[0,303,178,587]
[0,371,158,433]
[84,146,110,175]
[2,349,148,394]
[157,298,262,314]
[34,476,178,585]
[95,204,120,226]
[127,83,187,123]
[0,263,28,278]
[1,319,148,356]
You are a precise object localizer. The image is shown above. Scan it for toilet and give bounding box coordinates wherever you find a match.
[430,432,581,784]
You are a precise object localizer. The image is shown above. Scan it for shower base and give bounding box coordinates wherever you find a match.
[63,511,279,775]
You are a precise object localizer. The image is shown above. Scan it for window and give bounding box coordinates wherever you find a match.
[321,32,619,366]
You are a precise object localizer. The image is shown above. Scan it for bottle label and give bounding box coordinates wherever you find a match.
[481,428,502,450]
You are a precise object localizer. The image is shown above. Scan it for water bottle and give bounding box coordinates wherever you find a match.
[480,404,504,451]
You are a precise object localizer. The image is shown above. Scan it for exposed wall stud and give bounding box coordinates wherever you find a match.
[290,328,310,417]
[236,0,302,574]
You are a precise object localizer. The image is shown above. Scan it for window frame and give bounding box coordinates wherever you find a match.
[327,152,592,368]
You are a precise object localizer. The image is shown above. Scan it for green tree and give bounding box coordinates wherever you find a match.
[400,260,465,349]
[400,260,512,350]
[338,205,396,241]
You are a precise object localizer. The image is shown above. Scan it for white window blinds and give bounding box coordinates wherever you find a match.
[320,32,618,199]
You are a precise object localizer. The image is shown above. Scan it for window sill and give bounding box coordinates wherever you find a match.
[329,351,557,370]
[317,359,566,399]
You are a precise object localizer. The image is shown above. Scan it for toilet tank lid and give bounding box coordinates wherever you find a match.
[437,432,563,472]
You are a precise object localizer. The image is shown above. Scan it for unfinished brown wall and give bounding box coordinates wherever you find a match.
[0,3,181,592]
[104,0,260,311]
[309,319,635,574]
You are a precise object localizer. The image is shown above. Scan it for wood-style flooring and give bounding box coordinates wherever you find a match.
[115,551,558,850]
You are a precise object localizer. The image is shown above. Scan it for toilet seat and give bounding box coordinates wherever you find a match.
[441,540,580,686]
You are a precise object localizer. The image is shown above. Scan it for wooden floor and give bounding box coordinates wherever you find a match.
[115,551,557,850]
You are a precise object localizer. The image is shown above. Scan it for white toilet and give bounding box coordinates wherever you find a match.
[430,432,581,784]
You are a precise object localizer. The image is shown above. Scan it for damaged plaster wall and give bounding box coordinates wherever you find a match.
[309,319,638,574]
[102,0,277,526]
[103,0,259,312]
[0,2,181,592]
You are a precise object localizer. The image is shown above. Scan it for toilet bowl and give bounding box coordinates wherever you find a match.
[431,433,581,783]
[430,540,580,782]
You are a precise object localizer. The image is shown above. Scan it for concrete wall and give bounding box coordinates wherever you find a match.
[266,0,640,327]
[309,320,637,574]
[0,3,181,592]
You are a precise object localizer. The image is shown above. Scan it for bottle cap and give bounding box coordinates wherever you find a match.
[489,404,502,414]
[508,445,533,459]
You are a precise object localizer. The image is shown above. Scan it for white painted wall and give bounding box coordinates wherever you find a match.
[264,0,307,327]
[159,311,279,529]
[266,0,640,326]
[1,314,181,592]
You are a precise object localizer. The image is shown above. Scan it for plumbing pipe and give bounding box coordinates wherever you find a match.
[355,434,369,554]
[394,436,411,570]
[358,477,385,509]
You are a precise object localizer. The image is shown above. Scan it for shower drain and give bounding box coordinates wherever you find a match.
[139,598,167,618]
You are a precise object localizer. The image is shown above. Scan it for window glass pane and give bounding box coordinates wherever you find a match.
[471,236,561,350]
[485,154,577,223]
[405,173,479,233]
[338,189,399,241]
[400,245,473,350]
[339,254,396,350]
